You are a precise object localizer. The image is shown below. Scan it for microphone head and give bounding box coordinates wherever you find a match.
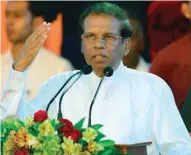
[81,65,93,75]
[103,66,113,77]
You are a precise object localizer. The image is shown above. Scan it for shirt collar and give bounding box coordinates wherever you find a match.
[88,61,126,84]
[135,57,150,72]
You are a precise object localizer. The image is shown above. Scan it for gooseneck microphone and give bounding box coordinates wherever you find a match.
[46,65,92,112]
[88,66,113,127]
[57,65,92,120]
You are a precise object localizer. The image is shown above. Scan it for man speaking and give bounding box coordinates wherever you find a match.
[1,2,191,154]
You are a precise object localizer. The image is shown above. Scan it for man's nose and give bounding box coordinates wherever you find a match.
[93,37,105,49]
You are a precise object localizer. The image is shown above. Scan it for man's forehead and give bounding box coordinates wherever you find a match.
[6,1,29,12]
[83,14,121,33]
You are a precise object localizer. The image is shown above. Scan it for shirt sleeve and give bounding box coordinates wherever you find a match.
[152,79,191,154]
[0,67,27,119]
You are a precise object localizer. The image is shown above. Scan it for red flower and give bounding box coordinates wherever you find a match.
[69,129,82,142]
[14,148,28,155]
[59,118,73,135]
[59,118,82,141]
[34,110,48,122]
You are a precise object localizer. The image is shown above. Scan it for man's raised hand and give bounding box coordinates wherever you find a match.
[13,22,51,72]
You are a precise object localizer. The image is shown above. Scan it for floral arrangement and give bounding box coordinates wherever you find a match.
[1,110,123,155]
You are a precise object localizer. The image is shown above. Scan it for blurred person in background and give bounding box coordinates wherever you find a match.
[123,11,150,72]
[1,1,63,55]
[147,1,190,60]
[1,1,74,100]
[150,1,191,110]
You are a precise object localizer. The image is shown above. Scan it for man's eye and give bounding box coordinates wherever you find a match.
[86,34,96,39]
[14,13,23,18]
[105,35,115,40]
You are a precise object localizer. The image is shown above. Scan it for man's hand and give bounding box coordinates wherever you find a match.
[13,22,51,72]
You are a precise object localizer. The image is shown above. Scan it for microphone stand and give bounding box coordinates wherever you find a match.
[87,66,113,127]
[46,71,81,112]
[88,77,105,127]
[57,73,82,120]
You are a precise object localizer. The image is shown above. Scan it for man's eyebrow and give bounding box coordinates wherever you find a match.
[85,32,95,34]
[103,32,117,35]
[5,9,24,14]
[85,32,117,35]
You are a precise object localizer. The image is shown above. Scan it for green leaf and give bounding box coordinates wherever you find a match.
[98,140,115,147]
[96,131,105,141]
[78,138,87,145]
[99,149,113,155]
[74,117,85,129]
[34,122,41,127]
[50,119,56,127]
[17,119,25,127]
[91,124,103,130]
[99,146,126,155]
[55,123,64,130]
[0,137,7,143]
[28,126,39,137]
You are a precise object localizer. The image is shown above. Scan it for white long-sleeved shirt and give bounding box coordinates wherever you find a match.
[1,62,191,155]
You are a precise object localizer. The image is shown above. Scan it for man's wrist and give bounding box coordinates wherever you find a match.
[13,63,25,72]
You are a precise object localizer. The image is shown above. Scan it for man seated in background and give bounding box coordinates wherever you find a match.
[1,1,74,100]
[122,11,150,72]
[150,1,191,110]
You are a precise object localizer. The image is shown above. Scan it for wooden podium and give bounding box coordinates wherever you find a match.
[115,142,152,155]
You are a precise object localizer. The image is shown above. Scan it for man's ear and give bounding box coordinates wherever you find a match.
[139,37,145,52]
[181,3,191,20]
[81,42,84,54]
[123,38,131,56]
[32,16,44,31]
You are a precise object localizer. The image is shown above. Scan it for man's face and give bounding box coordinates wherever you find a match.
[81,14,127,73]
[5,1,33,43]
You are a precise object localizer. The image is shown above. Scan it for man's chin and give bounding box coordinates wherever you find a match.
[92,63,109,73]
[93,62,108,69]
[8,37,18,43]
[8,38,23,44]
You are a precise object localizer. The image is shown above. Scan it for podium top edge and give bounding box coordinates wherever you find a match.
[115,142,152,147]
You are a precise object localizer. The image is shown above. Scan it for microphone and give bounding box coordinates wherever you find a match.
[103,66,113,77]
[88,66,113,127]
[57,65,92,120]
[81,65,93,75]
[46,65,92,112]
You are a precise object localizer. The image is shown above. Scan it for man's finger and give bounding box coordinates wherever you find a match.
[32,22,51,40]
[27,34,48,57]
[32,26,50,48]
[36,26,51,41]
[33,32,49,49]
[34,35,48,52]
[31,22,46,37]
